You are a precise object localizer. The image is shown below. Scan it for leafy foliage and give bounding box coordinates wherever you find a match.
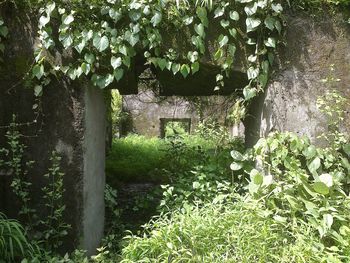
[0,118,70,258]
[0,116,36,230]
[38,152,70,251]
[231,131,350,257]
[23,0,284,105]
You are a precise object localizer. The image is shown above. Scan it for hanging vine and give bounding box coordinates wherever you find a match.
[25,0,284,104]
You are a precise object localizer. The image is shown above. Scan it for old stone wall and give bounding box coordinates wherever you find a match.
[122,89,242,138]
[245,13,350,146]
[0,7,105,255]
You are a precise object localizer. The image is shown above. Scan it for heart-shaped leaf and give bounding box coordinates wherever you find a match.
[111,56,122,69]
[194,23,205,38]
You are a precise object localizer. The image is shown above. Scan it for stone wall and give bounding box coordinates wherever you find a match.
[122,89,242,138]
[245,13,350,147]
[0,8,105,255]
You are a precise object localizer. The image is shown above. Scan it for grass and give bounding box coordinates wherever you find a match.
[106,135,168,183]
[120,196,328,263]
[105,133,240,184]
[0,213,35,262]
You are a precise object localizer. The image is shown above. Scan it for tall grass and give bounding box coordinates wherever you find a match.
[0,213,34,262]
[120,197,327,263]
[106,135,168,183]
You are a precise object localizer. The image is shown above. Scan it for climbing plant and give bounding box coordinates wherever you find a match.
[27,0,284,103]
[1,0,348,113]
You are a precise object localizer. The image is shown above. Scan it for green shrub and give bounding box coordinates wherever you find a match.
[121,197,332,262]
[231,131,350,259]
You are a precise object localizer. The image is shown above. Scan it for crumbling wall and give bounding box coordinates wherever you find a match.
[245,13,350,146]
[122,89,240,138]
[0,7,105,255]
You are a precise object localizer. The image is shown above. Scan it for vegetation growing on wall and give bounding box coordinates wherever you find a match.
[0,0,285,107]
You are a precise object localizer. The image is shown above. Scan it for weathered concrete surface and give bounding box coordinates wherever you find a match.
[82,86,106,255]
[122,88,242,138]
[245,13,350,146]
[0,7,105,254]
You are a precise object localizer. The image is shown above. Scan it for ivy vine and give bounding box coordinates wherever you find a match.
[27,0,284,104]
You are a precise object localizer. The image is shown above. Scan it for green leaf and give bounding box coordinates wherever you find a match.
[264,16,275,31]
[218,35,228,48]
[192,182,200,189]
[258,73,268,87]
[172,63,180,75]
[114,68,124,82]
[231,150,244,161]
[214,48,223,60]
[194,23,205,38]
[214,7,224,18]
[228,44,236,56]
[275,20,282,34]
[75,40,86,54]
[39,15,50,28]
[243,86,256,100]
[34,85,43,97]
[125,31,139,47]
[191,62,199,74]
[229,11,239,21]
[272,3,283,14]
[123,56,131,68]
[220,20,230,28]
[229,28,237,38]
[180,64,190,78]
[62,14,74,25]
[247,67,259,80]
[264,37,276,48]
[32,64,44,80]
[248,182,260,194]
[61,34,73,48]
[313,182,329,195]
[246,17,261,32]
[196,7,208,27]
[157,58,167,71]
[230,162,243,171]
[129,10,141,21]
[151,11,162,27]
[111,56,122,69]
[307,157,321,176]
[81,63,91,75]
[109,8,122,22]
[244,3,258,16]
[93,35,109,52]
[323,214,333,229]
[343,144,350,157]
[0,26,8,37]
[84,53,95,64]
[250,169,263,185]
[303,145,317,160]
[46,2,56,14]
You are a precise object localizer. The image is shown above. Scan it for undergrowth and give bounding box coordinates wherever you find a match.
[121,197,333,263]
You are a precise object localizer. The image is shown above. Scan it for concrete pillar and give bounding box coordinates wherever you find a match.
[82,86,106,255]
